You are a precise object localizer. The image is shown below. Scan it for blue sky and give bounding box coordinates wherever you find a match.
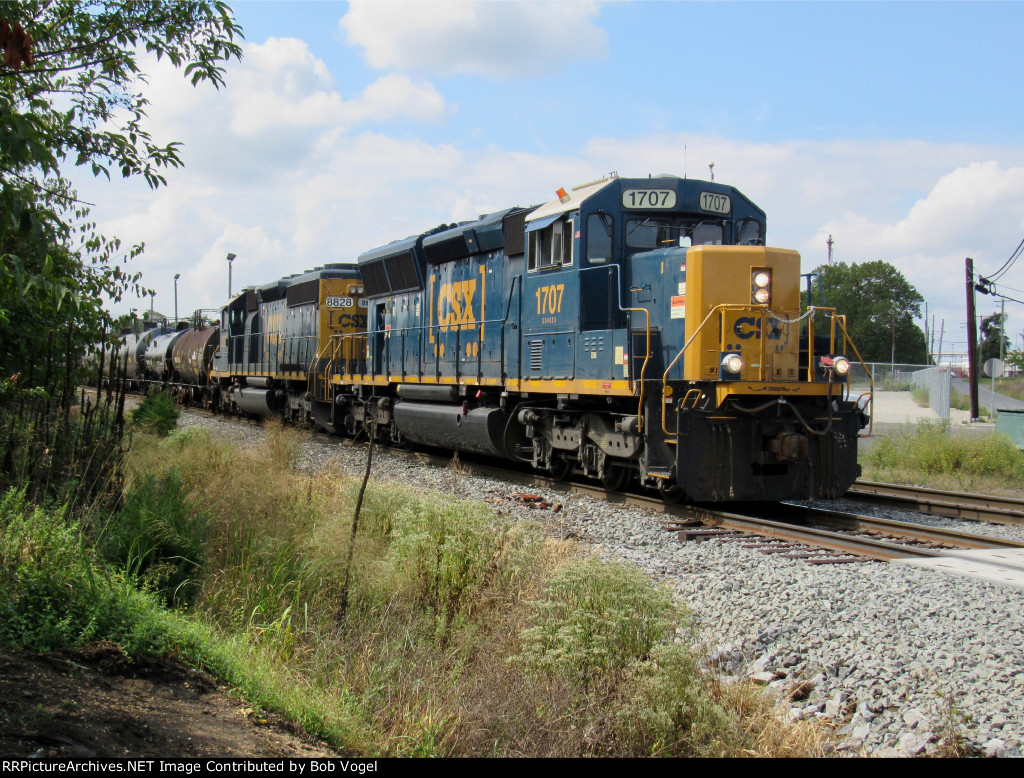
[80,1,1024,360]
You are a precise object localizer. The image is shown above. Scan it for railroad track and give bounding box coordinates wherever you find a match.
[432,457,1024,564]
[848,480,1024,527]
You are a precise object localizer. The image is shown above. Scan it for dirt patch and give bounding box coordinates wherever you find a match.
[0,644,342,758]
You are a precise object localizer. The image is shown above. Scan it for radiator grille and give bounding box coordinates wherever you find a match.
[529,339,543,372]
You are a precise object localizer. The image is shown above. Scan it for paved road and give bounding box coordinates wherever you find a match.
[952,377,1024,413]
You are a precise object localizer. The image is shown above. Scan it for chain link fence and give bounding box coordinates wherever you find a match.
[847,362,951,419]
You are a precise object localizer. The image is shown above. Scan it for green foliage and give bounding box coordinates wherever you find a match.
[812,260,929,364]
[865,420,1024,481]
[131,391,180,436]
[0,1,242,395]
[513,556,682,686]
[0,487,150,651]
[96,470,207,607]
[612,644,735,756]
[0,1,241,513]
[979,312,1010,369]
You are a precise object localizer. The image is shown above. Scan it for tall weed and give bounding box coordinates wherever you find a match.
[864,419,1024,488]
[513,556,681,687]
[95,470,207,607]
[0,487,164,653]
[130,391,180,436]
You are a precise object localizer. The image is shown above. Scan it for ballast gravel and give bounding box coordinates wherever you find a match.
[180,410,1024,758]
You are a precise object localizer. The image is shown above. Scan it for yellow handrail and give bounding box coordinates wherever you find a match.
[660,303,771,436]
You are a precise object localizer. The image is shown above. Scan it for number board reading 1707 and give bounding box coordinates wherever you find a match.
[621,189,676,209]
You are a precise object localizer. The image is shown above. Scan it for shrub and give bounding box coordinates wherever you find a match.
[0,487,156,652]
[131,391,180,436]
[513,556,681,687]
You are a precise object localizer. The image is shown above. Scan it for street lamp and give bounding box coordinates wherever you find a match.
[226,252,237,297]
[174,273,180,325]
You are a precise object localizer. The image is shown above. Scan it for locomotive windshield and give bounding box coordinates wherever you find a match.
[736,217,764,246]
[625,217,724,249]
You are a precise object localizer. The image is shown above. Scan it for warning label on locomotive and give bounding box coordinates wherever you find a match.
[670,295,686,319]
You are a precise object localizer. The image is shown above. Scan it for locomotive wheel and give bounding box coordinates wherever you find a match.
[549,458,573,481]
[601,465,628,492]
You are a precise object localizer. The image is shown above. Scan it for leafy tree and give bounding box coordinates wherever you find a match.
[0,1,242,388]
[979,312,1010,369]
[0,2,241,504]
[811,260,929,364]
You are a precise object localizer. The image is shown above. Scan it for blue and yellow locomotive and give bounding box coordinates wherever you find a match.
[272,173,870,502]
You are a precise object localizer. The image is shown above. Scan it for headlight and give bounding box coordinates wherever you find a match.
[721,353,744,374]
[819,355,851,376]
[751,268,771,306]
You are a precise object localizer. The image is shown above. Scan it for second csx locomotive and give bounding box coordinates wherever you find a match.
[129,174,870,502]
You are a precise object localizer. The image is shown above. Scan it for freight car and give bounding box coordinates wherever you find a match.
[108,174,870,502]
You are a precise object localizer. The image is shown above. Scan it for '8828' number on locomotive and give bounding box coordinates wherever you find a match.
[326,295,369,308]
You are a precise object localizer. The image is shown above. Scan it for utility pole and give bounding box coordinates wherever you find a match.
[965,257,980,421]
[924,302,929,363]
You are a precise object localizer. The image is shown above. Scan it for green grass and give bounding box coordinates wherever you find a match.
[1,422,827,757]
[861,419,1024,492]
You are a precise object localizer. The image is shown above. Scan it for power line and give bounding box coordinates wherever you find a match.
[980,235,1024,284]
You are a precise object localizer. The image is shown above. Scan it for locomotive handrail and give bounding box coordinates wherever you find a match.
[660,303,776,437]
[806,308,874,437]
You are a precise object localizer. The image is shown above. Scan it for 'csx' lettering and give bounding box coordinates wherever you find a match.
[437,280,478,331]
[733,316,783,340]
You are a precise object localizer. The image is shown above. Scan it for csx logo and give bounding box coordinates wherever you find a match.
[336,314,366,328]
[437,279,478,331]
[733,316,783,340]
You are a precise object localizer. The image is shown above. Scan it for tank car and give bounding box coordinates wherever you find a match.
[323,174,868,502]
[170,325,220,406]
[142,325,188,382]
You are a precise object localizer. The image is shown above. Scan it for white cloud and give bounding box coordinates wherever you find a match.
[79,36,1024,350]
[135,38,452,186]
[339,0,608,77]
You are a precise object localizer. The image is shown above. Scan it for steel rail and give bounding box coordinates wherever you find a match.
[778,503,1024,551]
[665,506,943,561]
[848,480,1024,527]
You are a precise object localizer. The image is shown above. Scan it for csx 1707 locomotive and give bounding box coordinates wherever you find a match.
[127,174,870,502]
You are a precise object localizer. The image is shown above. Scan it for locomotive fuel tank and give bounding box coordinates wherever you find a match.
[392,402,513,458]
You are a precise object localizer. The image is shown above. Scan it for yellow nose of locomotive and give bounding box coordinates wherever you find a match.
[683,245,802,383]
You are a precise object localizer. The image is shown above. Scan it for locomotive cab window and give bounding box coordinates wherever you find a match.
[626,218,724,249]
[736,217,764,245]
[528,217,574,271]
[586,212,613,265]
